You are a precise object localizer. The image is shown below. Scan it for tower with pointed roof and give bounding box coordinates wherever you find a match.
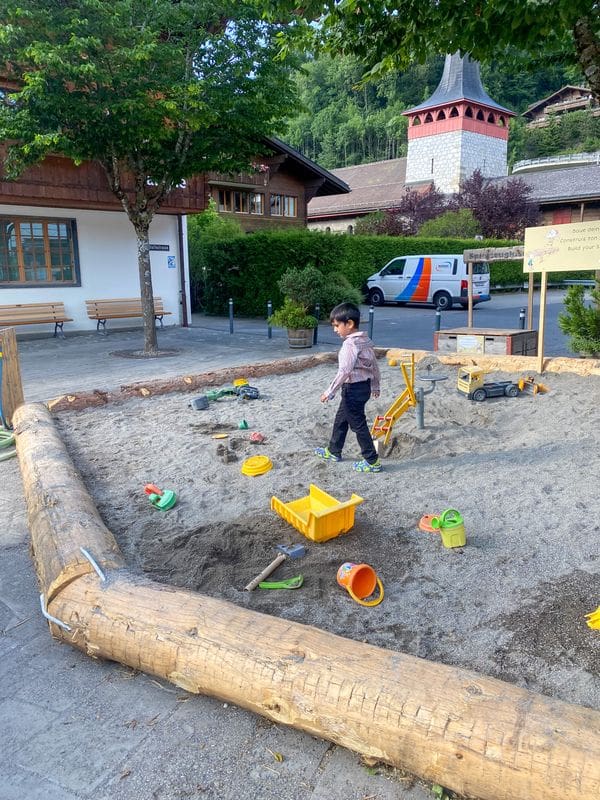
[403,53,515,193]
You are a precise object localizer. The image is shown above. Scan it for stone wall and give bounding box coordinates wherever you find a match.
[406,130,508,192]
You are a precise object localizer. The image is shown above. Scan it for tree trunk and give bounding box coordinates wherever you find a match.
[133,221,159,355]
[12,401,600,800]
[574,16,600,103]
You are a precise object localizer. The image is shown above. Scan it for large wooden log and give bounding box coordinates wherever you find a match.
[0,327,24,426]
[13,402,600,800]
[14,403,125,601]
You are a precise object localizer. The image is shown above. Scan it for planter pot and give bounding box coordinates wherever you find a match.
[287,328,314,349]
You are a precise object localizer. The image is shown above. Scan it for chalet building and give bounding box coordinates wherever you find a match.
[523,86,599,128]
[490,163,600,226]
[210,137,348,233]
[0,137,347,332]
[304,158,410,233]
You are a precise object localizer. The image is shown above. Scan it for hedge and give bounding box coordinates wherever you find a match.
[189,229,593,316]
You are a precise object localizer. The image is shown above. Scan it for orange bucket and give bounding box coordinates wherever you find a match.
[336,562,384,607]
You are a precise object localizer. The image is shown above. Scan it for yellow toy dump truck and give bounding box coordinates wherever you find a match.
[457,366,519,401]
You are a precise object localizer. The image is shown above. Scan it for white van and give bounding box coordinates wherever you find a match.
[366,254,490,310]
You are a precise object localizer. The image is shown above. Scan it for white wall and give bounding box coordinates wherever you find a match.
[307,219,358,233]
[0,203,188,333]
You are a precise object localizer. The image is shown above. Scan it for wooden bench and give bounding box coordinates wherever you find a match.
[85,297,171,334]
[0,302,72,338]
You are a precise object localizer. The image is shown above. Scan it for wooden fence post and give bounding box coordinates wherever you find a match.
[0,327,25,426]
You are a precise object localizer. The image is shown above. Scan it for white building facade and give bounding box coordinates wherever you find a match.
[0,203,190,333]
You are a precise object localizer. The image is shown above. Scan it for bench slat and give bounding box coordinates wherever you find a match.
[0,301,71,336]
[86,297,168,320]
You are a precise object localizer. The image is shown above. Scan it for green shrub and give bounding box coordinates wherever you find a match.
[419,209,482,238]
[190,229,531,315]
[558,285,600,355]
[268,298,317,329]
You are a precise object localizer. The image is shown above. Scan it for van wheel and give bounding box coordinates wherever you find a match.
[368,288,385,306]
[434,291,453,310]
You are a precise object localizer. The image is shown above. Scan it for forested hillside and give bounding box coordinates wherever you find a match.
[283,53,594,170]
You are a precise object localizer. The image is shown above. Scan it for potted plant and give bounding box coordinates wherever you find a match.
[269,298,318,349]
[558,285,600,358]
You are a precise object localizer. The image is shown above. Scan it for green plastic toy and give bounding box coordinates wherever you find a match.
[258,574,304,590]
[144,483,177,511]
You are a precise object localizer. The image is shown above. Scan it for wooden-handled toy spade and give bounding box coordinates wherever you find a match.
[144,483,177,511]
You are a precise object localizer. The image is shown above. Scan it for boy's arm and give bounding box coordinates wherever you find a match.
[322,339,357,400]
[371,352,381,395]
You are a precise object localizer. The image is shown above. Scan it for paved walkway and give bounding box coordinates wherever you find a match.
[1,321,433,800]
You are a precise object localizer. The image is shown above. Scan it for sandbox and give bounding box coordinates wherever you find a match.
[13,353,600,800]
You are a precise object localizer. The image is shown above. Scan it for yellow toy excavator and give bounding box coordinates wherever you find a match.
[371,353,416,445]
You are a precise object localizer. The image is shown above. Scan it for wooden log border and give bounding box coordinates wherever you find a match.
[12,400,600,800]
[43,350,600,416]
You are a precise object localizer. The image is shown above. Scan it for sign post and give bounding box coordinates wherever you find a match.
[524,220,600,372]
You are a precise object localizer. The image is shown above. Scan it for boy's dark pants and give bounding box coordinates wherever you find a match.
[328,379,378,463]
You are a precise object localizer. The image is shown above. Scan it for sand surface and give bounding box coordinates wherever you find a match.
[54,357,600,711]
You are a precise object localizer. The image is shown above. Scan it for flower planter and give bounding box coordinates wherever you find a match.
[287,328,314,349]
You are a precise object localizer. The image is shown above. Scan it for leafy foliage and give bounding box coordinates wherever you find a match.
[268,297,318,329]
[509,111,600,166]
[188,199,243,245]
[558,284,600,354]
[283,50,581,170]
[191,229,521,314]
[282,0,600,102]
[419,209,481,239]
[0,0,297,351]
[456,170,540,239]
[353,175,537,240]
[355,186,448,236]
[277,264,362,314]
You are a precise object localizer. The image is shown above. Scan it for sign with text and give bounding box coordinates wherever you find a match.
[149,243,170,252]
[463,246,524,262]
[524,220,600,273]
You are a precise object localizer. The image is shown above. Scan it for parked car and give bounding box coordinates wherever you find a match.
[366,254,491,310]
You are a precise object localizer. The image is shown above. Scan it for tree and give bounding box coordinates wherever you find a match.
[355,186,447,236]
[456,170,539,239]
[0,0,296,353]
[418,209,481,239]
[281,1,600,103]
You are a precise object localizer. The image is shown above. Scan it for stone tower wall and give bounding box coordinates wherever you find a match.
[405,130,508,193]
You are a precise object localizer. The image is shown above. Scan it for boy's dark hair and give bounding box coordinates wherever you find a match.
[330,302,360,327]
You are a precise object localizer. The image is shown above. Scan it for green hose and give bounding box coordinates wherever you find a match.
[0,428,16,461]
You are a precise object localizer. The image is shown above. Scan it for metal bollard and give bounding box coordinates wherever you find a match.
[416,388,425,430]
[228,297,234,334]
[519,307,526,330]
[435,309,441,331]
[267,300,272,339]
[313,303,320,345]
[368,306,375,340]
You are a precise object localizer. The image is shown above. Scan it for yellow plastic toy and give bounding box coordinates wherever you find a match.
[586,606,600,630]
[241,455,273,476]
[371,353,416,445]
[271,484,364,542]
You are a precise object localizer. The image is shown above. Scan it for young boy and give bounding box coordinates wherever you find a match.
[315,302,382,473]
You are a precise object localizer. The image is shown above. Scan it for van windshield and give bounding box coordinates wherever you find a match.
[473,261,490,275]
